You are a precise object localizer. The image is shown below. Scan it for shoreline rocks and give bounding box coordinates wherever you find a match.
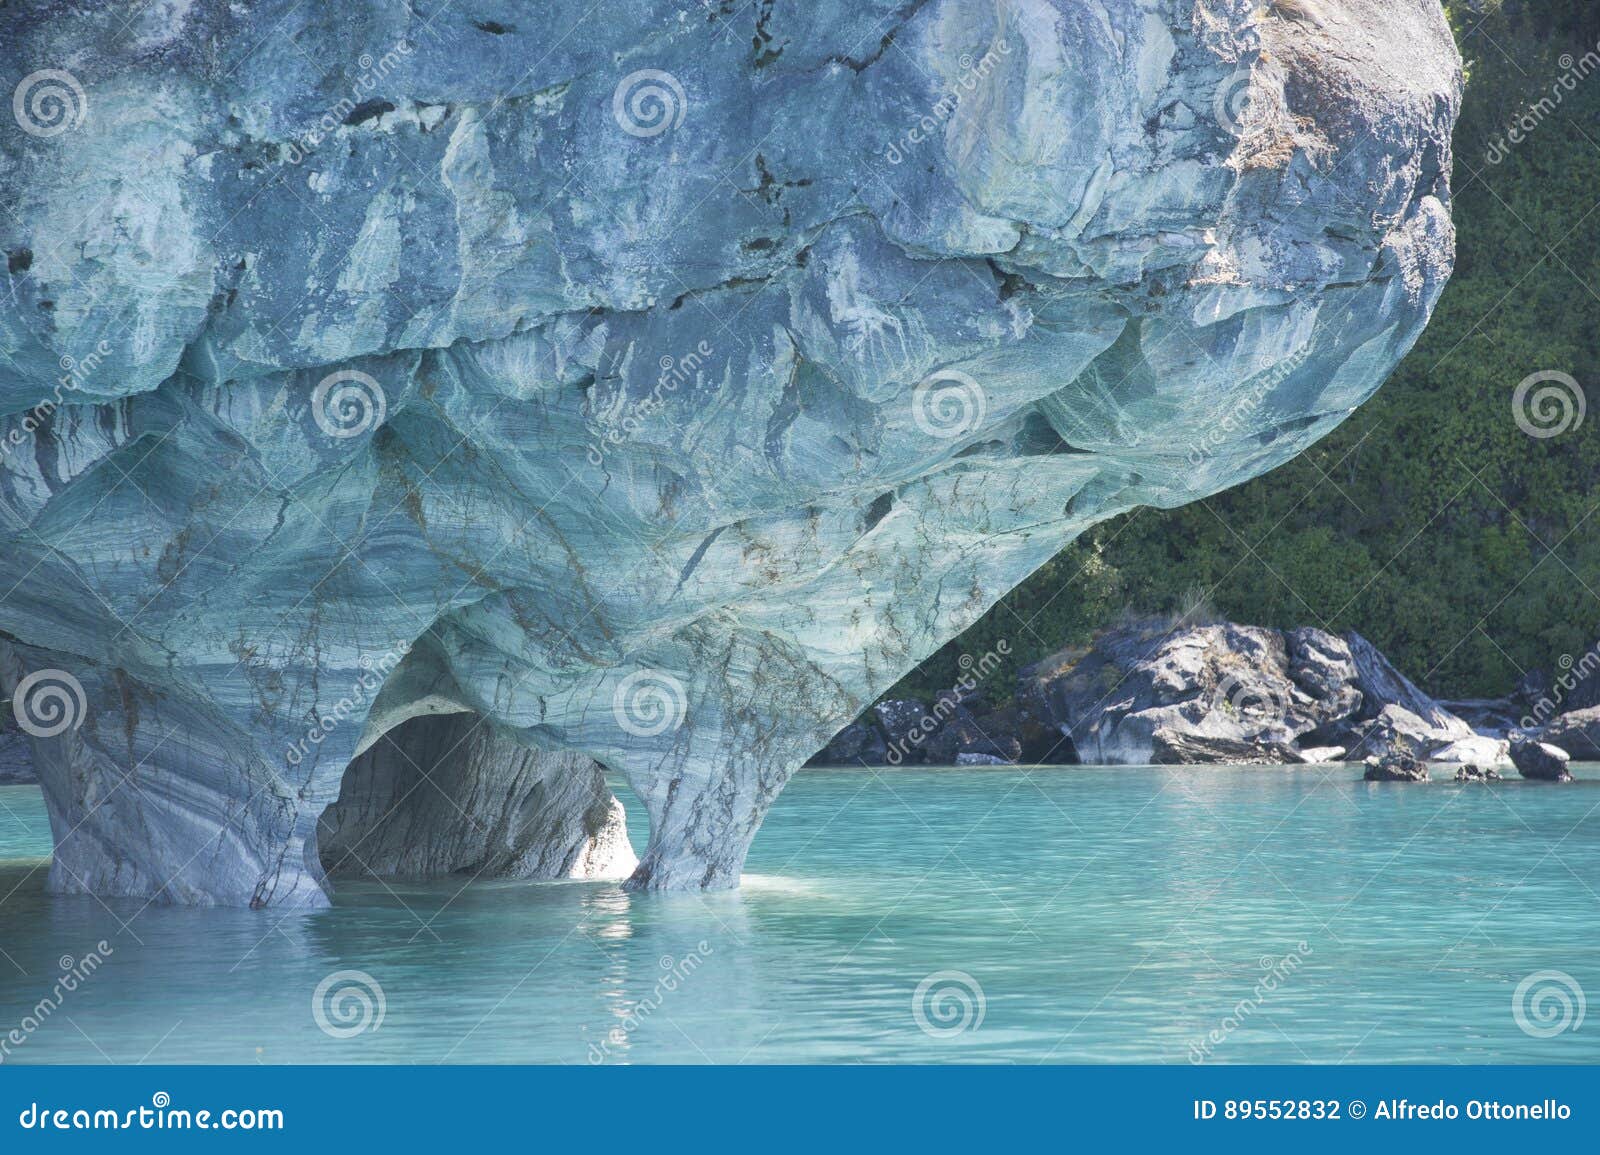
[1363,750,1429,782]
[811,619,1572,776]
[1538,706,1600,760]
[1509,736,1573,782]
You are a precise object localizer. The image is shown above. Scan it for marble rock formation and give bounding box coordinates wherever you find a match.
[1023,622,1365,763]
[0,0,1460,905]
[1020,621,1504,766]
[1538,706,1600,760]
[0,728,35,785]
[1509,736,1573,782]
[1362,749,1428,783]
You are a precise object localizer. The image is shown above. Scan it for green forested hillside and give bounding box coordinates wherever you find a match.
[896,1,1600,701]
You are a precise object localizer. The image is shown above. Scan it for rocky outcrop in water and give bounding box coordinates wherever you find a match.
[1538,706,1600,760]
[1509,736,1573,782]
[1012,621,1504,766]
[1363,749,1428,782]
[0,0,1461,904]
[1021,622,1361,763]
[814,618,1514,770]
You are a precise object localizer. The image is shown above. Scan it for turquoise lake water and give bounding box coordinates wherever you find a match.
[1,765,1597,1064]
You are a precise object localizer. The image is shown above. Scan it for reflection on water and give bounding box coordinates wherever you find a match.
[1,766,1598,1064]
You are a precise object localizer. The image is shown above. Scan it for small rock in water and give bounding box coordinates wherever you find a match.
[1453,764,1501,783]
[1299,746,1348,764]
[1509,736,1573,782]
[955,753,1009,767]
[1363,751,1429,782]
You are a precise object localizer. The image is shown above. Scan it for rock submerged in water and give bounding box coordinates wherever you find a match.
[0,0,1461,905]
[1509,736,1573,782]
[1363,751,1428,783]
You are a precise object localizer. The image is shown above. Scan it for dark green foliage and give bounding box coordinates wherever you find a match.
[892,5,1600,702]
